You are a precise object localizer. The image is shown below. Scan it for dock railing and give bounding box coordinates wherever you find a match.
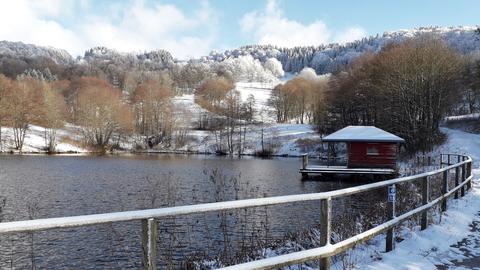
[302,153,347,169]
[0,154,474,270]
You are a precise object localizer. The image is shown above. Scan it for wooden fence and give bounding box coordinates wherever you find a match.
[0,154,473,269]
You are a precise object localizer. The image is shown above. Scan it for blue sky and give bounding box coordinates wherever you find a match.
[0,0,478,59]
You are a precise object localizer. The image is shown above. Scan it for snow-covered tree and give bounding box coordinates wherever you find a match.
[215,55,277,82]
[264,58,284,78]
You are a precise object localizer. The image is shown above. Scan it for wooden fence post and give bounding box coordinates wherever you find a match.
[467,161,472,190]
[421,177,429,230]
[320,198,331,270]
[461,159,466,197]
[454,166,460,199]
[441,170,448,212]
[386,184,396,252]
[141,218,157,270]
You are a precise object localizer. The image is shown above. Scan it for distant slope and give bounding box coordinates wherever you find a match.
[202,26,480,74]
[0,40,73,65]
[1,26,479,79]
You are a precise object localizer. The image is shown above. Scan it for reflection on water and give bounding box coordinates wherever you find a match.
[0,154,382,268]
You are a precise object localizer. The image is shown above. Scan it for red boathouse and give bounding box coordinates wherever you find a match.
[322,126,405,170]
[300,126,405,177]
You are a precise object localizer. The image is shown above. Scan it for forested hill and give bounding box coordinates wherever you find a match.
[202,26,480,74]
[0,26,479,82]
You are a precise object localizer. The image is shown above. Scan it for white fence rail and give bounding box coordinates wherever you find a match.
[0,154,473,270]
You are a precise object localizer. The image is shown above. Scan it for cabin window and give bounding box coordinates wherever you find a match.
[366,146,379,156]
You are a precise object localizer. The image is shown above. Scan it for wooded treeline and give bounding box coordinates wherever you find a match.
[324,37,470,152]
[0,71,182,152]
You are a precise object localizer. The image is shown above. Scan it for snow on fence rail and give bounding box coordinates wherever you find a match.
[0,154,473,270]
[445,113,480,122]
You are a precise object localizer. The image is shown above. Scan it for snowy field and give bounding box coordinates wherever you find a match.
[168,123,320,156]
[169,80,322,156]
[0,124,85,153]
[236,81,276,121]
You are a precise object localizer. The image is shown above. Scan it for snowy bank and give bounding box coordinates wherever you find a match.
[362,177,480,270]
[359,128,480,269]
[0,124,86,153]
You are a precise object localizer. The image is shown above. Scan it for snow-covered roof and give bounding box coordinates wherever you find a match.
[322,126,405,143]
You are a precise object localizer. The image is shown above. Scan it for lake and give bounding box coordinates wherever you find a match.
[0,154,383,269]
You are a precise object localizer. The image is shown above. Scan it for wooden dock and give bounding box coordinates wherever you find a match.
[299,165,396,175]
[300,154,396,177]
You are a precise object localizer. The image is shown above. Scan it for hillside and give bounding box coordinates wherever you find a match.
[202,26,480,74]
[1,26,479,81]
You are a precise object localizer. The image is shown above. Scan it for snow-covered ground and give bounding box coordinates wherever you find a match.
[169,123,320,156]
[235,81,277,122]
[0,124,86,153]
[169,81,322,156]
[362,180,480,269]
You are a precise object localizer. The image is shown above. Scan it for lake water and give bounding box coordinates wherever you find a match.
[0,154,383,269]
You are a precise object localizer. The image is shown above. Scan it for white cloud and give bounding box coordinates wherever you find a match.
[0,0,367,59]
[240,0,366,47]
[0,0,218,59]
[0,0,83,54]
[334,26,367,44]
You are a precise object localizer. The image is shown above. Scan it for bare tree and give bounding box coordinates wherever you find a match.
[0,75,15,151]
[39,83,67,153]
[195,76,234,112]
[269,77,326,124]
[75,77,133,150]
[132,78,173,148]
[8,78,43,151]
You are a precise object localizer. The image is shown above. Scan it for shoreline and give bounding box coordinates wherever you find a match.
[0,149,307,158]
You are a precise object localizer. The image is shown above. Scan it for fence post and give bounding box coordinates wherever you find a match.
[320,198,331,270]
[441,170,448,212]
[454,156,460,199]
[461,157,466,197]
[141,218,157,270]
[386,184,396,252]
[467,160,472,190]
[421,177,429,230]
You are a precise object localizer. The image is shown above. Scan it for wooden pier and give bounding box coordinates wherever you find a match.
[300,154,396,177]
